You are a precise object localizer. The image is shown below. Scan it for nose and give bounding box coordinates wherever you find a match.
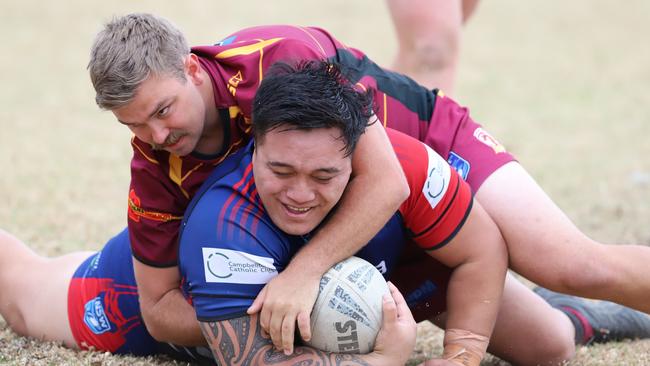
[285,179,316,204]
[149,121,169,145]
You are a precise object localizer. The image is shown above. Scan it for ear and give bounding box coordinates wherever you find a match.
[185,54,203,85]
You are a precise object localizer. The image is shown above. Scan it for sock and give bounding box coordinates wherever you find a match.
[559,305,594,345]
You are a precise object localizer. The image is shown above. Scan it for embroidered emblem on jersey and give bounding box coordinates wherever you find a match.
[423,145,452,210]
[127,189,183,223]
[215,35,237,46]
[83,297,112,334]
[473,127,506,154]
[227,71,244,97]
[404,280,438,307]
[447,152,470,181]
[202,248,277,284]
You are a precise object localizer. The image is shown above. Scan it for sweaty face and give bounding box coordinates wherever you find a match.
[112,69,212,157]
[253,127,353,235]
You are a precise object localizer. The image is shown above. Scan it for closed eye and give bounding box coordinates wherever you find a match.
[272,171,293,178]
[313,176,334,183]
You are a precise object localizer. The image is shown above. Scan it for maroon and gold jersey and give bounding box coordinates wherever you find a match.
[128,109,249,266]
[129,25,512,267]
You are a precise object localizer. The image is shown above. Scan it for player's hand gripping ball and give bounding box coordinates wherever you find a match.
[305,256,388,354]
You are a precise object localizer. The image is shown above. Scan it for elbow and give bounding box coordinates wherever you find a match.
[391,170,410,207]
[139,302,167,342]
[148,329,167,343]
[146,324,167,343]
[491,235,509,278]
[472,229,509,281]
[397,174,410,203]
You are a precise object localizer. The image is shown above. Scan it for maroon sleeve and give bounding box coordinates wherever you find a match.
[128,138,187,267]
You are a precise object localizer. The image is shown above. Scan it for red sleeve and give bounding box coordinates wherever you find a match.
[128,138,188,267]
[389,129,473,250]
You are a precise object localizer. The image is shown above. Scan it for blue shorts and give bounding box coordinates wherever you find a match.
[67,229,212,362]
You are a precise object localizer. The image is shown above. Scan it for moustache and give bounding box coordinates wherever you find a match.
[151,132,186,151]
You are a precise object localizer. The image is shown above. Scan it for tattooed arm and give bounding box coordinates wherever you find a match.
[200,282,416,366]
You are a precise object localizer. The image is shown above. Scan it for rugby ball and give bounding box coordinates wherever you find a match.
[305,256,388,354]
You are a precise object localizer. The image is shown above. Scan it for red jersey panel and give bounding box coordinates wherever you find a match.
[389,129,473,250]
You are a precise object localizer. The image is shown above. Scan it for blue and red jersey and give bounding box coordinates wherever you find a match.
[179,129,473,322]
[67,129,473,354]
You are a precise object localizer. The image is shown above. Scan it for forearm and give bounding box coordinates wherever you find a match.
[133,261,205,345]
[446,261,503,336]
[443,258,506,363]
[142,288,205,345]
[200,317,392,366]
[290,175,407,276]
[289,122,408,276]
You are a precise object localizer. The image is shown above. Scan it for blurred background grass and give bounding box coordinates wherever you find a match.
[1,0,649,364]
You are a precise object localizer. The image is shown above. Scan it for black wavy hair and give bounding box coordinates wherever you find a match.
[252,60,375,157]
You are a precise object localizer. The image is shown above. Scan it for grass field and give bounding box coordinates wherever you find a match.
[1,0,649,364]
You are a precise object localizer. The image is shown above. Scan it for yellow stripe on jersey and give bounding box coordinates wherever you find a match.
[259,47,265,84]
[294,26,326,56]
[383,93,388,127]
[215,38,284,59]
[229,106,243,119]
[228,106,253,133]
[168,154,189,199]
[131,136,159,165]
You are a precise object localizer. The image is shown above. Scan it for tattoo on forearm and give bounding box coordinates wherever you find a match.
[200,314,373,365]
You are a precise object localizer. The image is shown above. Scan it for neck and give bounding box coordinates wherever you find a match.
[195,64,223,155]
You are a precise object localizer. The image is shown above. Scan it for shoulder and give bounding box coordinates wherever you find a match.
[193,25,338,62]
[386,128,442,187]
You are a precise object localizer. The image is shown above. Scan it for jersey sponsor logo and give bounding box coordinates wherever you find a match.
[447,151,470,181]
[202,248,278,284]
[214,35,237,46]
[404,280,438,307]
[423,145,452,210]
[473,127,506,154]
[83,296,112,334]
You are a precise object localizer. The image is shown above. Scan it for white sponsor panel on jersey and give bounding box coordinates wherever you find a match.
[202,248,278,284]
[423,144,451,210]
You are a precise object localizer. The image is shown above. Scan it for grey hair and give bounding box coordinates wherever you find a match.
[88,13,190,110]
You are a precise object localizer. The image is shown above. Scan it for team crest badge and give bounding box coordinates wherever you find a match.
[473,127,506,154]
[83,296,112,334]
